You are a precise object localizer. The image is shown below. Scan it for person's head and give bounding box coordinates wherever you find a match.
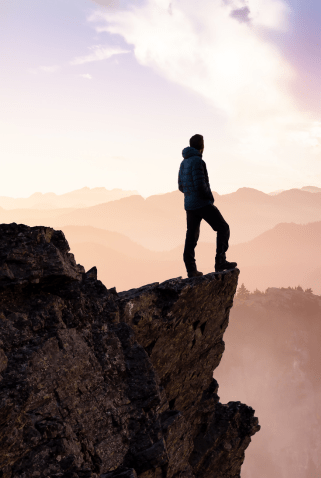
[189,134,204,153]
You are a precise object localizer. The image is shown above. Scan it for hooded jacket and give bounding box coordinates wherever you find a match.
[178,146,214,210]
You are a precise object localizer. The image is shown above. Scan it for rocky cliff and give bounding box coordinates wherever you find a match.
[0,224,260,478]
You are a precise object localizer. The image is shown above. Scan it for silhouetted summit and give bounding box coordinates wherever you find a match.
[0,223,259,478]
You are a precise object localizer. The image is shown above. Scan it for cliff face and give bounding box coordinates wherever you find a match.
[0,224,260,478]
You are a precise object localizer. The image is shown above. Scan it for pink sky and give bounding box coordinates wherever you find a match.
[1,0,321,198]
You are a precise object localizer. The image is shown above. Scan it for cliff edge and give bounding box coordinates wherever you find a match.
[0,224,260,478]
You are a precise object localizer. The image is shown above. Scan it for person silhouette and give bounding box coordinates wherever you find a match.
[178,134,237,278]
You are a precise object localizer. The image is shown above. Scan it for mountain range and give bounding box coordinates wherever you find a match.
[57,220,321,294]
[0,187,139,209]
[1,186,321,294]
[268,186,321,195]
[1,187,321,249]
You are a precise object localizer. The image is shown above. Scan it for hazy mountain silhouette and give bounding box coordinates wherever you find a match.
[2,187,321,250]
[215,286,321,477]
[268,189,285,195]
[54,221,321,294]
[224,221,321,294]
[58,225,184,291]
[301,185,321,193]
[0,187,139,209]
[61,225,160,260]
[178,221,321,294]
[269,185,321,195]
[0,206,78,225]
[69,241,182,292]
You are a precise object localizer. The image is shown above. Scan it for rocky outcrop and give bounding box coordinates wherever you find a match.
[0,223,260,478]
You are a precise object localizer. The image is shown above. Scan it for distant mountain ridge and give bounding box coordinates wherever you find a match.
[1,187,321,249]
[56,221,321,294]
[2,185,321,209]
[38,187,321,248]
[0,187,139,209]
[268,185,321,195]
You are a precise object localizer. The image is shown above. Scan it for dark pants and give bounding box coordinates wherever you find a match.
[183,204,230,273]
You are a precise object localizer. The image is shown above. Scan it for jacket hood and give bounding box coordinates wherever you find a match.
[182,147,202,159]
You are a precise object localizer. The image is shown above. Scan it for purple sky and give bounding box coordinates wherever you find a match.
[1,0,321,198]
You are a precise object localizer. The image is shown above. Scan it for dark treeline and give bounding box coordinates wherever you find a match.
[236,283,314,300]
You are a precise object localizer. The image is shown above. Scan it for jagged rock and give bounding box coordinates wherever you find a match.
[0,223,260,478]
[0,223,84,289]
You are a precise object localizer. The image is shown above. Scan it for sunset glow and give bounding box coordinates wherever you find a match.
[1,0,320,197]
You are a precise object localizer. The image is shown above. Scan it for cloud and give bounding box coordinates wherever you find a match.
[247,0,290,31]
[86,0,321,170]
[88,0,120,7]
[29,65,60,74]
[70,44,130,65]
[287,122,321,155]
[224,0,290,30]
[39,65,60,72]
[230,6,251,23]
[87,0,292,115]
[79,73,93,79]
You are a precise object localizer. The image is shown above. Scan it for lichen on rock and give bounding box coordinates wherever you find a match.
[0,223,260,478]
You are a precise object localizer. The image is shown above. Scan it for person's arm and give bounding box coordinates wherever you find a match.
[192,159,214,200]
[203,161,214,201]
[178,165,184,192]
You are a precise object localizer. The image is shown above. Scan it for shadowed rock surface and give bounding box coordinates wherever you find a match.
[0,223,260,478]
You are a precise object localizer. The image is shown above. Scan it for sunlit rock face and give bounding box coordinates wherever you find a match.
[0,223,260,478]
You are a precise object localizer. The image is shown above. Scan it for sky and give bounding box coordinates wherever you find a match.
[1,0,321,198]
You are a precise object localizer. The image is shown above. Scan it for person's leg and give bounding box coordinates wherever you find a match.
[183,209,202,273]
[199,204,230,257]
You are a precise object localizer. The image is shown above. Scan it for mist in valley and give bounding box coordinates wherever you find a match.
[214,286,321,477]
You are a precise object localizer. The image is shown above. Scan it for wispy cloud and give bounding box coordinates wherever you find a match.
[288,122,321,155]
[29,65,60,74]
[87,0,292,117]
[87,0,321,170]
[230,6,251,24]
[70,44,130,65]
[88,0,120,6]
[38,65,60,73]
[79,73,93,79]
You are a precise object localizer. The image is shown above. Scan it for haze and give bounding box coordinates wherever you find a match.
[1,186,321,294]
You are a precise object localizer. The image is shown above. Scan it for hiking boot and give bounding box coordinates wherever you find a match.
[188,270,203,278]
[215,258,237,272]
